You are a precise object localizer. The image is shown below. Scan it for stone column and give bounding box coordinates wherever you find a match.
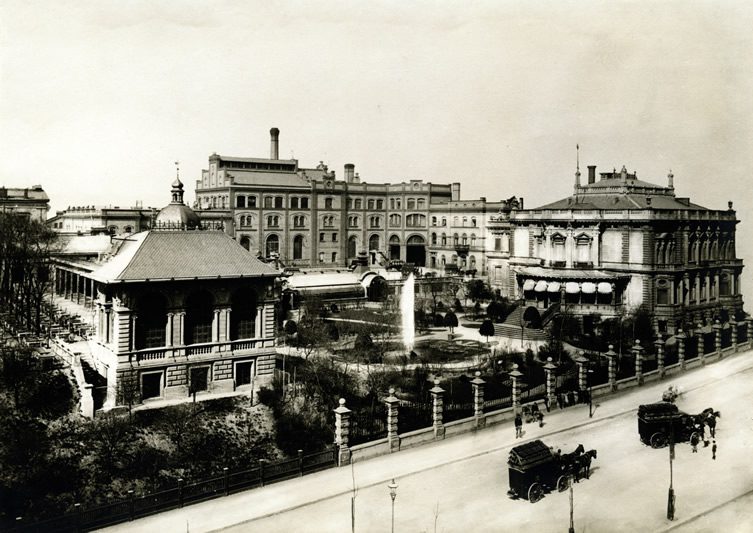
[713,319,722,358]
[224,308,231,342]
[544,357,557,408]
[655,338,665,378]
[471,372,486,429]
[178,312,186,346]
[166,313,174,347]
[729,318,738,349]
[696,323,705,365]
[575,354,588,391]
[632,340,644,385]
[430,380,446,438]
[676,330,686,370]
[605,345,617,391]
[333,398,352,466]
[509,364,523,415]
[212,309,220,343]
[256,305,265,338]
[385,388,400,451]
[131,314,137,352]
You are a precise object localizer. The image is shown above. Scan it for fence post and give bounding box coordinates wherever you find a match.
[297,449,304,477]
[224,467,230,496]
[259,459,267,486]
[509,364,523,415]
[676,330,686,370]
[605,345,617,392]
[574,352,588,392]
[729,318,738,350]
[334,398,352,466]
[471,371,486,429]
[696,324,705,365]
[747,317,753,346]
[713,320,722,358]
[544,357,557,409]
[429,380,446,439]
[128,489,135,521]
[74,502,82,533]
[385,388,401,451]
[178,478,184,508]
[632,340,644,385]
[655,337,665,378]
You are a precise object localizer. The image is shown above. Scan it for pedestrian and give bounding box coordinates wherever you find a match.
[712,440,717,460]
[514,413,523,438]
[544,397,550,412]
[690,432,699,453]
[537,410,545,428]
[707,416,716,438]
[557,393,563,409]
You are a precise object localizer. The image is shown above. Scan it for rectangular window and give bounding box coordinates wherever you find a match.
[368,199,375,210]
[189,367,210,394]
[290,197,299,209]
[264,197,273,208]
[235,361,254,386]
[495,238,502,251]
[377,200,383,209]
[332,233,338,242]
[319,232,325,242]
[274,197,284,208]
[301,198,309,209]
[332,252,337,262]
[248,196,257,208]
[141,371,163,400]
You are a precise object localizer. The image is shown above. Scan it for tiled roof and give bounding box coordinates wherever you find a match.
[536,194,707,211]
[226,170,311,188]
[91,231,278,283]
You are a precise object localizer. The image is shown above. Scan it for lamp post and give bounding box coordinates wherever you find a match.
[568,472,575,533]
[388,478,398,533]
[667,417,676,520]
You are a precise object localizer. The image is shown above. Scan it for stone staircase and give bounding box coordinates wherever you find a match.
[493,304,549,342]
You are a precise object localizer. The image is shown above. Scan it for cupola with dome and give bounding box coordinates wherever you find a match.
[154,173,201,230]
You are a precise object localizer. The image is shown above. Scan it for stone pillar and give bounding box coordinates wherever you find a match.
[632,340,644,385]
[747,317,753,345]
[166,313,174,347]
[713,319,722,358]
[224,308,231,342]
[696,324,705,365]
[729,318,738,349]
[178,312,186,346]
[544,357,557,408]
[605,345,617,391]
[131,314,137,352]
[576,355,588,391]
[385,388,400,451]
[256,305,265,338]
[430,380,446,438]
[655,337,665,378]
[212,309,220,343]
[471,372,486,429]
[333,398,352,466]
[676,330,686,370]
[509,364,523,415]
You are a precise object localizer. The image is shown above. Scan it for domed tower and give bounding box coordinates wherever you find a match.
[154,176,201,230]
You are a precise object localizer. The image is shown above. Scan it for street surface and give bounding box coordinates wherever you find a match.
[105,351,753,533]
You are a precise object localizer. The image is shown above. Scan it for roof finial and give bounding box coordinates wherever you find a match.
[174,160,180,180]
[574,143,581,192]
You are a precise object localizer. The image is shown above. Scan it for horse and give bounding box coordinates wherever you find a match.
[574,449,598,480]
[559,444,586,480]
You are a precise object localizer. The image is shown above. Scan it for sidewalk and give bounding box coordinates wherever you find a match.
[103,349,753,533]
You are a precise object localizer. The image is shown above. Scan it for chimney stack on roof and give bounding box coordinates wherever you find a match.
[270,127,280,159]
[667,170,674,189]
[588,165,596,184]
[344,163,355,183]
[354,172,360,184]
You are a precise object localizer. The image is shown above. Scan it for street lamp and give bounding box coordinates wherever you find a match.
[569,472,575,533]
[388,478,398,533]
[667,417,676,520]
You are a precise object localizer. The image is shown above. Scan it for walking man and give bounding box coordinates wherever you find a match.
[537,410,545,428]
[514,413,523,438]
[712,440,717,460]
[707,416,716,438]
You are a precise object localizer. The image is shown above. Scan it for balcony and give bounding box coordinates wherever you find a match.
[125,337,275,364]
[454,244,470,258]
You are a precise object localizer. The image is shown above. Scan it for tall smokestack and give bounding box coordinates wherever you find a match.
[667,170,674,189]
[344,163,355,183]
[270,127,279,159]
[588,165,596,184]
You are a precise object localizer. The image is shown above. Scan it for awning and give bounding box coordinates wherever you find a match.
[547,281,561,293]
[522,279,535,291]
[534,280,548,292]
[293,284,366,300]
[582,282,596,294]
[565,282,580,294]
[597,282,612,294]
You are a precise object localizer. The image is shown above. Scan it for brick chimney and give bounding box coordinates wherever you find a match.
[270,127,280,159]
[588,165,596,184]
[344,163,355,183]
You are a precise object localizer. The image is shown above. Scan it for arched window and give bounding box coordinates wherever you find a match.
[431,216,437,226]
[134,292,167,349]
[453,216,459,227]
[453,233,459,246]
[470,234,476,247]
[264,196,273,208]
[441,233,447,246]
[293,235,304,260]
[369,234,380,251]
[462,217,468,227]
[462,233,468,245]
[325,197,333,209]
[431,233,437,245]
[124,226,133,234]
[275,196,284,208]
[291,197,299,209]
[441,255,446,266]
[266,234,280,257]
[185,291,214,345]
[471,217,477,227]
[406,214,426,227]
[417,198,425,209]
[230,288,257,340]
[441,217,447,226]
[389,214,401,227]
[355,199,362,209]
[368,199,375,210]
[348,236,357,258]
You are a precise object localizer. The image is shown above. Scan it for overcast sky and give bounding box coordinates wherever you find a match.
[2,0,752,302]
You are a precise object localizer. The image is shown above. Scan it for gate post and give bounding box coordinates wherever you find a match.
[385,388,401,451]
[747,316,753,346]
[655,337,665,378]
[676,330,686,370]
[471,371,486,429]
[729,318,738,350]
[334,398,352,466]
[509,364,523,415]
[632,340,644,385]
[605,345,617,392]
[713,319,722,358]
[574,351,588,392]
[695,324,705,365]
[430,380,446,439]
[544,357,557,409]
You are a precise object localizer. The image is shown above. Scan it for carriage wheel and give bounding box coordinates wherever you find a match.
[528,482,544,503]
[650,432,667,448]
[557,475,571,492]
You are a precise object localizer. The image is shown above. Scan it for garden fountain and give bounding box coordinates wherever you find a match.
[400,273,415,353]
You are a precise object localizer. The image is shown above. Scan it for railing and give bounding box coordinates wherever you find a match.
[186,343,214,356]
[11,448,336,532]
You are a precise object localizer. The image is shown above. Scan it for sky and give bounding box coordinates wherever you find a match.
[1,0,752,303]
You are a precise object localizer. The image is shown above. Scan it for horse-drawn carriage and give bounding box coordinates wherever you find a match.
[507,440,597,503]
[638,402,719,448]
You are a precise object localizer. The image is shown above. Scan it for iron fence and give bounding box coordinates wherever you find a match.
[444,401,475,422]
[397,400,433,434]
[349,405,388,445]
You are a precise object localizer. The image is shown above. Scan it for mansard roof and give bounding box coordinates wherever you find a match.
[90,231,278,283]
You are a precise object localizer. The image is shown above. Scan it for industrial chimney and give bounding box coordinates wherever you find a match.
[588,165,596,184]
[270,128,280,159]
[667,170,674,189]
[344,163,355,183]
